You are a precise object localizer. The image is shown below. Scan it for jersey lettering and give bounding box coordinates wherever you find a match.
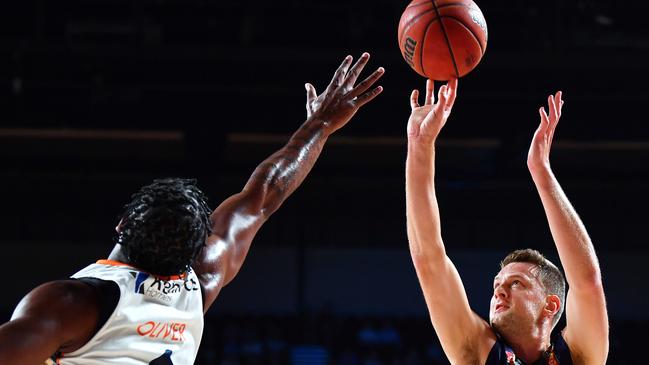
[136,321,186,342]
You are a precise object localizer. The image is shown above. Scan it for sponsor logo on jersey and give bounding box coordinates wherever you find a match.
[136,321,187,342]
[149,277,199,294]
[130,271,199,303]
[134,272,150,294]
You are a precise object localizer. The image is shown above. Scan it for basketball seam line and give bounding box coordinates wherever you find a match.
[406,2,433,10]
[399,8,435,48]
[398,3,468,47]
[420,19,438,77]
[442,15,485,55]
[431,0,460,79]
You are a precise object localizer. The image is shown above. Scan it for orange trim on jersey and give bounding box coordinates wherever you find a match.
[96,259,133,268]
[96,259,187,280]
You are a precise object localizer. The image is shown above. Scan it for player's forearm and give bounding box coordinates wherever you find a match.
[406,141,446,261]
[533,170,602,287]
[243,117,329,217]
[199,117,331,290]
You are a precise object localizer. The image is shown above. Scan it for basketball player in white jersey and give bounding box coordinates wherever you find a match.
[0,52,385,365]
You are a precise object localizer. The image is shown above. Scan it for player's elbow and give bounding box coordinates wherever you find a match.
[239,184,280,220]
[573,267,604,291]
[410,246,447,273]
[568,276,607,313]
[255,180,289,219]
[408,233,446,264]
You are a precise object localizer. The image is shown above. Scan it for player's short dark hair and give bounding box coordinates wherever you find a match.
[116,178,212,276]
[500,249,566,329]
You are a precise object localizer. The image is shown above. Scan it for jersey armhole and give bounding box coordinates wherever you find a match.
[484,340,503,365]
[53,278,121,361]
[75,277,121,334]
[554,332,574,365]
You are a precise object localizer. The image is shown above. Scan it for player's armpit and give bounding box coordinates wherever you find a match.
[0,280,101,365]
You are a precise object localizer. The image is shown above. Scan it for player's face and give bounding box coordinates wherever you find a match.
[489,262,547,333]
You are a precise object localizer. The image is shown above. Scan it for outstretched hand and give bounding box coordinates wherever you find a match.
[305,52,384,135]
[407,78,458,144]
[528,91,564,176]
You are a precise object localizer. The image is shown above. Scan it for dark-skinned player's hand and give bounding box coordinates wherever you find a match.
[305,52,384,136]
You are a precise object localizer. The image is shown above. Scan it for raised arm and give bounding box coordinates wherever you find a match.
[527,92,608,364]
[406,79,495,363]
[195,53,384,311]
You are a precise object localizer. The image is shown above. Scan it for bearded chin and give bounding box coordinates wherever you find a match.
[490,312,516,337]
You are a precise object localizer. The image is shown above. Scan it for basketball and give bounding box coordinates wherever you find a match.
[398,0,488,80]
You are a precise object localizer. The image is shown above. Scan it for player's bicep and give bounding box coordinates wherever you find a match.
[0,281,99,365]
[563,284,609,364]
[412,254,495,363]
[208,189,266,238]
[0,315,62,365]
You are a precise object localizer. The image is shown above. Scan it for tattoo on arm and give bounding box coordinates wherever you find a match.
[246,120,328,213]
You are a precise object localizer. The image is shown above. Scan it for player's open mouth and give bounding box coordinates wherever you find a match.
[495,303,508,312]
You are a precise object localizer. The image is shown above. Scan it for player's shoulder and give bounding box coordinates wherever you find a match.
[11,279,117,354]
[9,280,102,347]
[14,280,101,320]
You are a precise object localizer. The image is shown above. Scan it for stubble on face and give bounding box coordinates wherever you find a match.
[489,263,546,338]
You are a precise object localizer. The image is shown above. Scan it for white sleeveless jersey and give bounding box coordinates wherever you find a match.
[59,260,204,365]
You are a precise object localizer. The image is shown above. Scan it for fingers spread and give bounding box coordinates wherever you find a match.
[344,52,370,89]
[354,86,384,107]
[349,67,385,98]
[539,106,549,127]
[410,89,420,110]
[548,95,559,121]
[549,92,562,133]
[326,55,353,94]
[425,79,435,105]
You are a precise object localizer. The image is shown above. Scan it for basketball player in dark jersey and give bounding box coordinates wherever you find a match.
[0,53,385,365]
[405,79,608,365]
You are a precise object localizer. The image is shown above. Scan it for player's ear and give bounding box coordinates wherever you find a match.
[544,294,561,317]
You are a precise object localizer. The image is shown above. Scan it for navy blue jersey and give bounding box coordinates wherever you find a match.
[485,334,573,365]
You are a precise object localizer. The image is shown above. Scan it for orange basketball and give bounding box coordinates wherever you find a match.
[398,0,488,80]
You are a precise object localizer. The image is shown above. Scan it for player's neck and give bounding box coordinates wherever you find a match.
[503,328,551,364]
[107,244,130,265]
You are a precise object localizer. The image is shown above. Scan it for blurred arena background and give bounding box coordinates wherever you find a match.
[1,0,648,364]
